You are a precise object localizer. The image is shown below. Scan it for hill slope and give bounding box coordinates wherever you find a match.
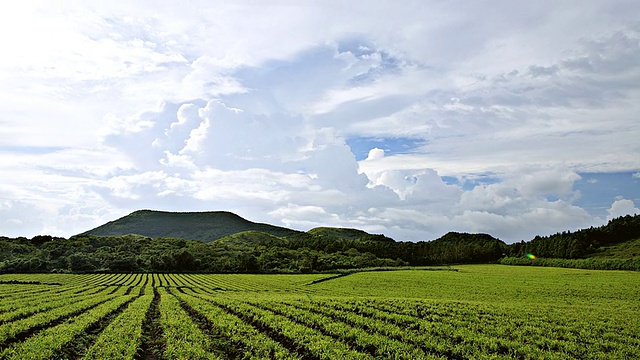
[78,210,302,242]
[506,214,640,259]
[307,227,370,240]
[6,213,639,273]
[582,237,640,259]
[214,230,288,247]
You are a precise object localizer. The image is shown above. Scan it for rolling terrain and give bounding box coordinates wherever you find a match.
[1,211,639,273]
[79,210,302,242]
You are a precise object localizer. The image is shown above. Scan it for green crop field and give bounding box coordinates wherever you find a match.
[0,265,638,359]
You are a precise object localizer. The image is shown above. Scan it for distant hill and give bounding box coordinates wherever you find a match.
[5,211,639,273]
[582,237,640,259]
[506,214,640,259]
[213,230,288,247]
[78,210,302,242]
[307,227,370,240]
[499,214,640,270]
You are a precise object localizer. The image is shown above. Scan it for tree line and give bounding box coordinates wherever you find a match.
[1,214,637,273]
[0,232,505,274]
[505,214,640,258]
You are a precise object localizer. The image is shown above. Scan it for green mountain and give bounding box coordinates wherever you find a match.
[506,214,640,259]
[499,214,640,270]
[213,230,288,247]
[2,210,635,274]
[307,227,370,240]
[588,238,640,259]
[78,210,302,242]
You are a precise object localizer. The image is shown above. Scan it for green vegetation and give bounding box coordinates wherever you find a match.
[499,214,640,271]
[1,211,639,274]
[81,282,152,360]
[215,230,288,247]
[499,256,640,270]
[0,266,637,359]
[0,231,505,274]
[506,214,640,259]
[79,210,301,242]
[157,286,215,359]
[589,237,640,258]
[1,291,134,359]
[307,227,370,239]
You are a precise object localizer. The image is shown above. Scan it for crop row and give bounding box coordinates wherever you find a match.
[173,288,302,359]
[0,279,155,359]
[1,292,136,359]
[0,272,637,360]
[0,285,125,347]
[0,272,329,293]
[0,285,109,325]
[285,297,640,359]
[175,289,639,359]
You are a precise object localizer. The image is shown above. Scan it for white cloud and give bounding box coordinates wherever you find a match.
[1,1,638,243]
[178,56,248,99]
[365,148,385,161]
[0,200,46,238]
[180,118,211,155]
[269,204,341,229]
[607,199,640,219]
[512,170,581,199]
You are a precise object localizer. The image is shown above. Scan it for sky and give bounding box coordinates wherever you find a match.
[1,1,639,243]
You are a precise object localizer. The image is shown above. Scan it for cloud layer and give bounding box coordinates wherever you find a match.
[1,1,639,241]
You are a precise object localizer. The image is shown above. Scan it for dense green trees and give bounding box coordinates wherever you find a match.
[1,214,638,273]
[506,214,640,259]
[0,230,503,273]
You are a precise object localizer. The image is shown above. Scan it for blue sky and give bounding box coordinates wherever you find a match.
[573,172,640,216]
[0,1,639,242]
[346,137,425,161]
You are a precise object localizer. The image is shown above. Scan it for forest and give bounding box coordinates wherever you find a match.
[0,214,638,273]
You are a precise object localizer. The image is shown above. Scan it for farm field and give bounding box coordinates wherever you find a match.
[0,265,638,359]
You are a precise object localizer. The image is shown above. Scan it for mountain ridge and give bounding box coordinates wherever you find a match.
[1,210,637,274]
[79,209,302,242]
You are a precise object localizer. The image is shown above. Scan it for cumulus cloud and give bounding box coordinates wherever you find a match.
[342,27,640,176]
[0,110,607,242]
[607,199,640,219]
[1,1,638,243]
[365,148,385,161]
[510,170,581,199]
[450,171,593,239]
